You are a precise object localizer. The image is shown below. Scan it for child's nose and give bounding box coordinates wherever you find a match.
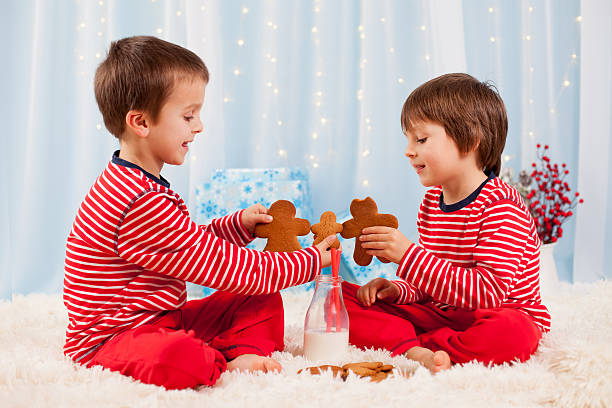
[405,146,415,158]
[193,118,203,134]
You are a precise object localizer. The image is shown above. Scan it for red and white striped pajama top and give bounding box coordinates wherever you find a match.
[63,152,320,364]
[392,176,551,332]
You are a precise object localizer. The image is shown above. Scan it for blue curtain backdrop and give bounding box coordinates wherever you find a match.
[2,0,610,298]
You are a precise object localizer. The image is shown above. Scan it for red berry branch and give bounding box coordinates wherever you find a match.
[524,144,583,244]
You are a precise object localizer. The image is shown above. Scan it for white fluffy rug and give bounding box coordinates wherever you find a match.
[1,281,611,408]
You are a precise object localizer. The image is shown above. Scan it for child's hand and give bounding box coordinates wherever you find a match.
[241,204,273,235]
[314,235,338,269]
[359,226,413,264]
[356,278,400,306]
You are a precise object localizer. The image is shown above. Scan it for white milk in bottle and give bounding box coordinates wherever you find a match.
[303,275,349,363]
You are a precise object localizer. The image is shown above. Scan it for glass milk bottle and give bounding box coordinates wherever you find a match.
[303,275,349,363]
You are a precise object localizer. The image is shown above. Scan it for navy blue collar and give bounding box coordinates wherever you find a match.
[439,172,494,213]
[111,150,170,188]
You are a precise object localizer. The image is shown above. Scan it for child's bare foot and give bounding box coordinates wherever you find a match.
[405,346,451,374]
[226,354,282,373]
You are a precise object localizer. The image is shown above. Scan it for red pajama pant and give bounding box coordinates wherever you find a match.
[88,291,284,390]
[342,282,541,365]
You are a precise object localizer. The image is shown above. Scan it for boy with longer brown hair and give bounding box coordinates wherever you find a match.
[63,36,336,390]
[343,73,550,372]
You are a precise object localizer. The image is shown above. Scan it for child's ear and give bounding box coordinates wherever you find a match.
[125,110,150,138]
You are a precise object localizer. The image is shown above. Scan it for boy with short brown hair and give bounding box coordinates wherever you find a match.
[64,36,336,390]
[343,73,549,372]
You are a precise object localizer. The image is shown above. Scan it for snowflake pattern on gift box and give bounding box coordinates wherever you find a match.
[210,170,227,183]
[241,183,255,197]
[202,201,218,216]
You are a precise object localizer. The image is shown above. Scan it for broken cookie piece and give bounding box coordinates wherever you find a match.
[298,361,397,382]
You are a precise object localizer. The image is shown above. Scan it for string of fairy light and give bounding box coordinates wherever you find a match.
[263,7,285,160]
[309,0,324,170]
[78,2,580,180]
[357,13,370,189]
[225,4,249,107]
[74,0,108,133]
[499,4,580,167]
[355,6,430,189]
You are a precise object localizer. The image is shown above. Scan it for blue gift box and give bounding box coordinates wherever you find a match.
[195,168,314,250]
[192,168,315,296]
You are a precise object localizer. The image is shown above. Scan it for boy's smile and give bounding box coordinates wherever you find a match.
[413,164,426,175]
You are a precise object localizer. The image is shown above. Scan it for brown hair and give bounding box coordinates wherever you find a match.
[401,73,508,176]
[94,36,209,138]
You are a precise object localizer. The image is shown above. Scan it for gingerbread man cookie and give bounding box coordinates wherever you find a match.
[340,197,398,266]
[254,200,311,252]
[311,211,343,249]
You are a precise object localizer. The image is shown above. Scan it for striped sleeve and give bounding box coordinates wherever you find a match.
[201,209,252,247]
[390,202,429,304]
[391,279,429,304]
[398,199,530,309]
[116,192,320,294]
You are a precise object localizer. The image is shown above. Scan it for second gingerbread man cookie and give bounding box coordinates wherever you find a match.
[340,197,398,266]
[311,211,343,249]
[254,200,311,252]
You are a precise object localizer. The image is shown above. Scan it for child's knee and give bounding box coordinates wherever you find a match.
[474,308,541,363]
[341,281,360,303]
[489,309,540,344]
[264,291,283,308]
[423,309,542,365]
[253,292,284,321]
[152,331,225,388]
